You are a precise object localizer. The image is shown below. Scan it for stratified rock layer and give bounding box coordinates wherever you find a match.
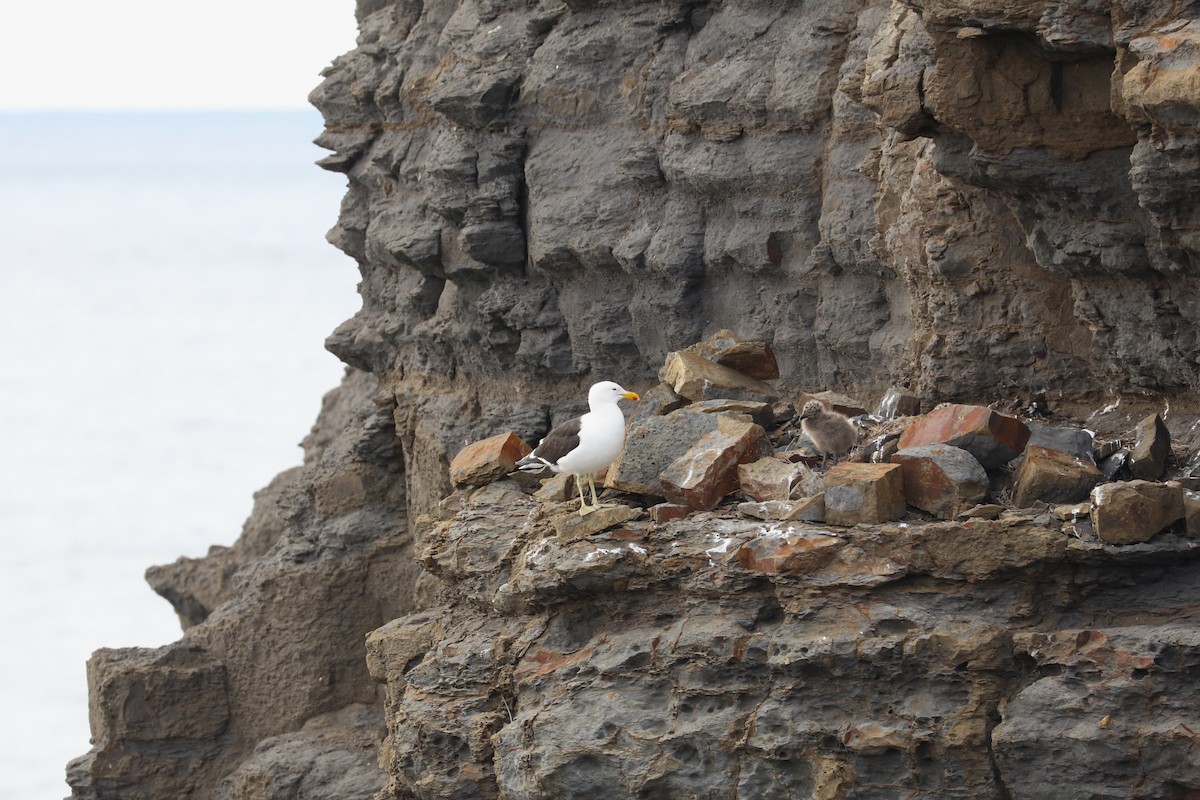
[69,0,1200,798]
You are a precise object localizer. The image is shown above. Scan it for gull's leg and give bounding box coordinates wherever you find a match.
[588,473,619,510]
[574,474,591,515]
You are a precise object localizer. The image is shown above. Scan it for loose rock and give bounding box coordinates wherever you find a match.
[737,495,825,522]
[659,418,772,510]
[823,462,906,526]
[1012,445,1103,507]
[449,432,532,487]
[1090,480,1184,545]
[737,456,824,502]
[659,350,778,403]
[687,329,780,380]
[798,390,869,418]
[891,444,989,520]
[898,404,1030,469]
[605,412,721,495]
[1129,413,1171,480]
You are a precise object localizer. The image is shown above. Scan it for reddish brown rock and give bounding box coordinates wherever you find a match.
[659,418,772,510]
[823,462,906,526]
[659,350,778,403]
[1012,445,1103,507]
[1090,480,1184,545]
[448,432,532,487]
[737,457,824,502]
[890,444,989,520]
[688,329,780,380]
[648,503,692,524]
[735,529,841,574]
[898,404,1030,469]
[1129,413,1171,480]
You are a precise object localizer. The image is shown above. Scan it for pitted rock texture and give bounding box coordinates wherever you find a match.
[373,483,1200,800]
[69,0,1200,798]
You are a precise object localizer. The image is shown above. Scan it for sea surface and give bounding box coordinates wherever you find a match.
[0,110,360,799]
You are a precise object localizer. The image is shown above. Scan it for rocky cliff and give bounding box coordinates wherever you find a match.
[67,1,1200,798]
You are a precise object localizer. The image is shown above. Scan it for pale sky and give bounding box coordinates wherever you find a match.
[0,0,359,110]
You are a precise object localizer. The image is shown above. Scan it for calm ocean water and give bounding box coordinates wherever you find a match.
[0,111,360,798]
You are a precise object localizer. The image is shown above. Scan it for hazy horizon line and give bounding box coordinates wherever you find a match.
[0,106,321,115]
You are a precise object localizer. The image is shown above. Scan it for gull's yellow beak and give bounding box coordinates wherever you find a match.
[621,390,640,401]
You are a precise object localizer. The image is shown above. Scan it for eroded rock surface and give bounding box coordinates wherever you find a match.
[69,0,1200,798]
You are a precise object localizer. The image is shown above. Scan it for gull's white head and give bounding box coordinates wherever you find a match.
[588,381,639,407]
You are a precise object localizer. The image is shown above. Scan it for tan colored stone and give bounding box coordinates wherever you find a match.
[533,472,575,504]
[448,432,532,487]
[365,611,440,685]
[88,645,229,742]
[688,329,780,379]
[959,503,1005,520]
[659,350,778,403]
[737,495,824,522]
[1090,480,1184,545]
[823,462,906,526]
[891,444,989,519]
[552,504,639,543]
[737,456,824,502]
[898,403,1030,468]
[659,419,772,510]
[1013,445,1102,507]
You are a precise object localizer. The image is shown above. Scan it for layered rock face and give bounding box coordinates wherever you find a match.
[68,1,1200,799]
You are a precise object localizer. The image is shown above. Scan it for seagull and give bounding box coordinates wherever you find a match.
[517,381,639,515]
[799,399,856,469]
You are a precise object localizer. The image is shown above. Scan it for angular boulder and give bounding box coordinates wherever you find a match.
[688,328,780,380]
[737,495,825,522]
[737,456,824,502]
[605,411,721,495]
[1012,445,1103,507]
[898,404,1030,469]
[1090,480,1184,545]
[659,350,778,403]
[659,418,772,510]
[1129,413,1171,480]
[88,645,230,742]
[1027,424,1096,464]
[890,444,989,520]
[627,382,687,424]
[823,462,906,526]
[648,502,692,524]
[686,398,775,427]
[448,432,532,487]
